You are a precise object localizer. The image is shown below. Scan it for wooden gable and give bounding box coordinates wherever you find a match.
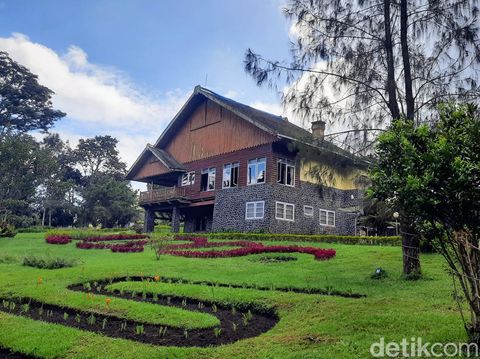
[163,99,276,163]
[133,153,171,180]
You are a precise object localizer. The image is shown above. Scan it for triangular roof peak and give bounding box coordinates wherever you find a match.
[152,85,369,166]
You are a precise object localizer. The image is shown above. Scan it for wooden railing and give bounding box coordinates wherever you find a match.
[139,187,187,204]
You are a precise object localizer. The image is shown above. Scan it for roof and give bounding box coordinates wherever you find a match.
[127,85,370,180]
[163,86,370,166]
[125,144,186,180]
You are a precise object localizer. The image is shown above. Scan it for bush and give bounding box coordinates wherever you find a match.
[176,233,402,246]
[22,256,76,269]
[0,222,17,238]
[17,226,53,233]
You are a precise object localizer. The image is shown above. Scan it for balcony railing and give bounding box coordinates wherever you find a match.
[139,187,187,204]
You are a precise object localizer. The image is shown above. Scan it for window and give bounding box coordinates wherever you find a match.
[223,162,239,188]
[275,201,295,221]
[319,209,335,226]
[245,201,264,220]
[303,205,314,217]
[248,158,266,185]
[200,168,216,191]
[181,171,195,186]
[277,159,295,186]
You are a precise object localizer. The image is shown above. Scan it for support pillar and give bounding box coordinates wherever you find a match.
[144,208,155,233]
[171,206,180,233]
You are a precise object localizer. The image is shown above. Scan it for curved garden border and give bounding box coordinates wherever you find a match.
[159,235,337,261]
[0,277,278,348]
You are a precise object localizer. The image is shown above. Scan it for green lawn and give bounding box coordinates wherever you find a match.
[0,233,466,358]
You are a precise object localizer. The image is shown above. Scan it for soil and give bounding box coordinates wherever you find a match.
[0,348,37,358]
[0,277,278,348]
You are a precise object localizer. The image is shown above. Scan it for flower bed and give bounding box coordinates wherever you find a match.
[82,234,148,242]
[45,235,71,245]
[162,235,336,261]
[46,233,148,253]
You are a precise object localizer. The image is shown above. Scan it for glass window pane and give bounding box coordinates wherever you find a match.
[277,161,285,184]
[286,205,294,220]
[276,202,284,218]
[257,162,265,183]
[327,212,335,226]
[223,165,231,188]
[248,165,256,184]
[287,166,295,185]
[320,210,327,224]
[255,202,264,218]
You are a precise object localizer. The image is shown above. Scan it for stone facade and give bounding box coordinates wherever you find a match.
[210,181,362,235]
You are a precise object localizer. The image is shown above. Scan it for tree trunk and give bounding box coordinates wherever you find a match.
[400,0,415,120]
[401,221,421,277]
[383,0,401,120]
[42,207,46,227]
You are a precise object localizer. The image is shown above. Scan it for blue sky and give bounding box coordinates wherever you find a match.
[0,0,293,169]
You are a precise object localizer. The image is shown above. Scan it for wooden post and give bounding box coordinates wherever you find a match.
[171,206,180,233]
[144,208,155,233]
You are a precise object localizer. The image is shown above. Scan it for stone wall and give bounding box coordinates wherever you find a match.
[211,182,363,235]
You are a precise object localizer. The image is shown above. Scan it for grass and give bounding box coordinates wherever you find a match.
[0,232,467,358]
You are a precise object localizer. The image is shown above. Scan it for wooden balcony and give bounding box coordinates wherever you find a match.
[139,187,188,205]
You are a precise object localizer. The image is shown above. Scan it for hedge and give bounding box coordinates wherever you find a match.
[175,233,402,246]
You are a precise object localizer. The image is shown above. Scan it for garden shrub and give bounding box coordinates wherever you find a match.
[16,226,53,233]
[177,233,402,246]
[0,222,17,238]
[22,255,76,269]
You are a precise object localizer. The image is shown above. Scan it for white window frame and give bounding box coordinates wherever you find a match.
[200,167,216,192]
[277,158,295,187]
[245,201,265,220]
[319,209,335,227]
[275,201,295,221]
[247,157,266,185]
[181,171,195,186]
[303,205,314,217]
[222,162,239,189]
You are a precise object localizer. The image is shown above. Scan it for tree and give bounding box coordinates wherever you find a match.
[80,174,137,228]
[357,198,395,236]
[0,51,65,136]
[0,134,52,226]
[74,135,137,228]
[369,103,480,341]
[74,136,126,180]
[37,134,81,227]
[244,0,480,275]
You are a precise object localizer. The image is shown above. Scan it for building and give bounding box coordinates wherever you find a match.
[126,86,369,234]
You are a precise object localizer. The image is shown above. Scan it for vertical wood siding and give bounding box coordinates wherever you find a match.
[165,99,275,163]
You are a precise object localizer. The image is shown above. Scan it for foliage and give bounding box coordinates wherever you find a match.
[160,236,336,260]
[0,51,65,136]
[22,256,76,270]
[73,136,126,179]
[369,103,480,342]
[357,199,396,236]
[0,134,53,225]
[182,233,401,246]
[244,0,480,151]
[80,174,137,228]
[45,235,71,245]
[150,236,172,260]
[0,222,17,238]
[0,232,470,357]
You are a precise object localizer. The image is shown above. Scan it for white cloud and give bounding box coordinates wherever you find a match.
[0,33,189,134]
[0,32,192,180]
[249,100,283,116]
